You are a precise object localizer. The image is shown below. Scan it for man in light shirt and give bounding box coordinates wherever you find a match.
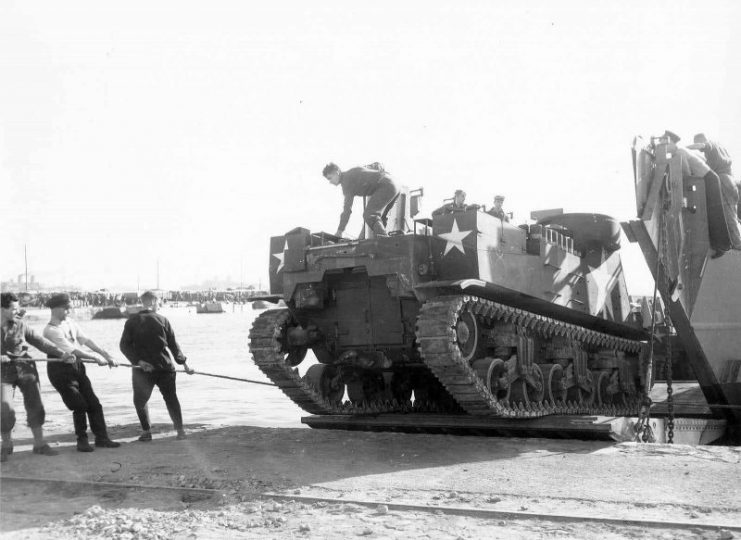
[43,293,121,452]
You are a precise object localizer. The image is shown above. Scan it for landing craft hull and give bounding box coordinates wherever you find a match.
[623,136,741,438]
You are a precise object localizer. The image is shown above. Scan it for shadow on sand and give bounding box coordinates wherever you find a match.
[0,422,608,533]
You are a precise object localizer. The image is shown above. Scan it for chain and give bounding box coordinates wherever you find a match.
[665,332,674,443]
[658,170,675,444]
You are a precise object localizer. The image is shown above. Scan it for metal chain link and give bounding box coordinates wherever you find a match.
[658,171,675,444]
[665,332,674,443]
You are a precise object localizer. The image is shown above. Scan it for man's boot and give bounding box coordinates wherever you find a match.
[77,436,94,452]
[371,221,389,237]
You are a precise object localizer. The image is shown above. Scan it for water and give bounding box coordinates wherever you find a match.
[13,306,308,438]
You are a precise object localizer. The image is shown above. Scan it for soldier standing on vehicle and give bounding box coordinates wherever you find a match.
[119,291,194,442]
[1,292,76,462]
[487,195,510,222]
[688,133,741,249]
[43,293,121,453]
[323,162,401,238]
[432,190,478,216]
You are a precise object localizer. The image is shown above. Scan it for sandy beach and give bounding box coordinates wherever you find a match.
[1,423,740,539]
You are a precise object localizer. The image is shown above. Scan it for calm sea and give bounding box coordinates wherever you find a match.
[13,306,310,438]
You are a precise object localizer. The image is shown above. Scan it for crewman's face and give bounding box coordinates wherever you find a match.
[1,301,20,322]
[52,306,71,321]
[454,194,465,206]
[494,199,503,209]
[325,171,341,186]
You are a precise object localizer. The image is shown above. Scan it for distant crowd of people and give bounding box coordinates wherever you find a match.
[15,289,266,309]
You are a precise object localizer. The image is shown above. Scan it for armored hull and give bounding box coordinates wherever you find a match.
[249,204,650,420]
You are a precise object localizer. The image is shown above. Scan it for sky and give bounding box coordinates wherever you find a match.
[1,1,740,294]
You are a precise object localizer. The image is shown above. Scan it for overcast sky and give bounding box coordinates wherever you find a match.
[1,1,739,293]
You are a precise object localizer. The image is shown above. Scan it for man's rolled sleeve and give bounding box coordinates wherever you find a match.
[338,194,353,232]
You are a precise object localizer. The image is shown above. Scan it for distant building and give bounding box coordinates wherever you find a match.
[1,274,41,292]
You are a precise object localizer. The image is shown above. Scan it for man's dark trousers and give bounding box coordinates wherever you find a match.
[1,363,45,433]
[132,368,183,431]
[47,362,107,440]
[363,177,400,234]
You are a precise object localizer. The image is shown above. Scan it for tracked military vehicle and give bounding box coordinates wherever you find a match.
[249,188,648,419]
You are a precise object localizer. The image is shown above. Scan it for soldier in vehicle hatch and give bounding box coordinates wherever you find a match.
[432,190,478,216]
[487,195,510,222]
[323,162,400,238]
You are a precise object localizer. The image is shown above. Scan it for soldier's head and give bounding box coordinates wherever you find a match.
[322,162,341,186]
[663,130,681,144]
[693,133,708,144]
[493,195,505,209]
[454,190,466,206]
[1,292,20,322]
[47,293,72,321]
[140,291,159,311]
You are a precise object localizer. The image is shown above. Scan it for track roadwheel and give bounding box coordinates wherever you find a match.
[541,363,566,404]
[389,372,413,402]
[595,370,626,406]
[346,372,386,404]
[456,310,484,363]
[311,346,334,364]
[508,365,545,406]
[304,364,344,403]
[472,358,510,401]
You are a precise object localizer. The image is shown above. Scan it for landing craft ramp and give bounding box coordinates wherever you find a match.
[623,134,741,442]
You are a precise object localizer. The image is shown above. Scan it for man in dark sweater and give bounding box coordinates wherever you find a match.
[322,162,400,238]
[119,291,193,441]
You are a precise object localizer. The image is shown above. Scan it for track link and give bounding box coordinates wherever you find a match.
[416,295,643,418]
[249,309,339,415]
[249,309,417,416]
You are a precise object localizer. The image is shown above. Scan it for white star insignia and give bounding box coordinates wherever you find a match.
[439,218,473,256]
[272,240,287,273]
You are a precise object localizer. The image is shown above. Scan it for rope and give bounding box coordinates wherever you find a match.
[10,357,276,387]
